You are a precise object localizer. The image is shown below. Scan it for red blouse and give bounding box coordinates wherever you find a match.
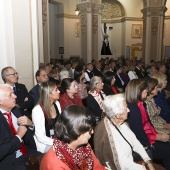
[137,101,157,144]
[59,93,84,111]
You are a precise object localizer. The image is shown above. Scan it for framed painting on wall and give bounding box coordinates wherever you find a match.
[131,24,142,38]
[59,47,64,54]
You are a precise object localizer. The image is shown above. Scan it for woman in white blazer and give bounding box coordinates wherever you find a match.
[32,81,61,153]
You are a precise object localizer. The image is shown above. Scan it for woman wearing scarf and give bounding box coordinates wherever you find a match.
[87,76,106,125]
[40,105,105,170]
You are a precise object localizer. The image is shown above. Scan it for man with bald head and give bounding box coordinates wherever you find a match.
[0,84,37,169]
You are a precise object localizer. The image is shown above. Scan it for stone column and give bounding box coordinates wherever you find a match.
[77,2,103,63]
[141,3,167,64]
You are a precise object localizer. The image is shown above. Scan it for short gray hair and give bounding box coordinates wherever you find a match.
[1,66,13,83]
[60,70,69,81]
[89,76,102,91]
[103,94,126,118]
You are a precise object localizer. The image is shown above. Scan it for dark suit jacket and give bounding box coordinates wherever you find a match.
[0,108,37,169]
[15,83,34,115]
[154,91,170,123]
[115,74,126,91]
[135,67,144,78]
[102,84,114,96]
[29,84,41,106]
[127,103,151,147]
[93,67,103,78]
[87,94,103,125]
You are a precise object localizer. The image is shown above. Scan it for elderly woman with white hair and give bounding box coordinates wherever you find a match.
[59,70,70,81]
[94,94,155,170]
[87,76,106,124]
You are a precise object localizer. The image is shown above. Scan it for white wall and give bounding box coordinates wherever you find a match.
[119,0,143,17]
[11,0,34,90]
[0,0,39,90]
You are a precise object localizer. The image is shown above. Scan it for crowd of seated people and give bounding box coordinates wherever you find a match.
[2,57,170,169]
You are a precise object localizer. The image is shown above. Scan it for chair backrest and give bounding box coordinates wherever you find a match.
[27,154,45,170]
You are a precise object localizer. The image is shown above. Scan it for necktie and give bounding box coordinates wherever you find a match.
[13,86,17,96]
[112,86,118,94]
[3,112,27,155]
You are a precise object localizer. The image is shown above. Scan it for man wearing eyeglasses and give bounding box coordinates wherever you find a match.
[1,67,34,116]
[29,69,49,106]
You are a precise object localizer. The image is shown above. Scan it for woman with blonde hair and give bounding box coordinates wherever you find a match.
[152,73,170,123]
[48,69,60,85]
[145,78,170,134]
[32,81,61,153]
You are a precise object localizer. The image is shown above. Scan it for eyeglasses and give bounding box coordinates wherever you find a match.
[6,72,19,77]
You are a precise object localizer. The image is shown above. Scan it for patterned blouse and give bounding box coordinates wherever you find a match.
[145,98,169,134]
[77,83,88,99]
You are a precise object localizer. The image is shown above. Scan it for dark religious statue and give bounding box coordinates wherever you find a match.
[101,23,112,55]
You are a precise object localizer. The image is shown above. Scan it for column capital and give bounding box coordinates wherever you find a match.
[77,2,103,15]
[141,6,167,17]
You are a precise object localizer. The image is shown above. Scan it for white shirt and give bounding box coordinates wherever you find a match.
[109,123,150,170]
[128,71,138,80]
[32,101,61,153]
[85,70,91,82]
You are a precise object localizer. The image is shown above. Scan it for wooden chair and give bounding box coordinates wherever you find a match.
[26,154,45,170]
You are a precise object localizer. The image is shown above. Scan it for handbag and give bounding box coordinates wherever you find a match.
[132,150,144,163]
[107,116,144,164]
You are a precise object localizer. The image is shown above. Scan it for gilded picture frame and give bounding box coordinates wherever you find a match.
[131,24,142,38]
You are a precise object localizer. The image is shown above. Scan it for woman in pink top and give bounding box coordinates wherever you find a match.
[40,105,105,170]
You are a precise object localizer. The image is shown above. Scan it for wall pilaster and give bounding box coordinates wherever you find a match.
[141,5,167,64]
[78,2,103,63]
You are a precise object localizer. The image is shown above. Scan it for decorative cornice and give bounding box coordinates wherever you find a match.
[42,0,47,26]
[165,16,170,20]
[56,13,79,19]
[101,17,142,23]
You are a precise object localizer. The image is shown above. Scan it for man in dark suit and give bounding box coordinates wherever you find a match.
[0,84,38,170]
[1,67,34,116]
[85,63,94,83]
[135,61,145,78]
[29,69,49,106]
[93,61,103,78]
[146,65,157,78]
